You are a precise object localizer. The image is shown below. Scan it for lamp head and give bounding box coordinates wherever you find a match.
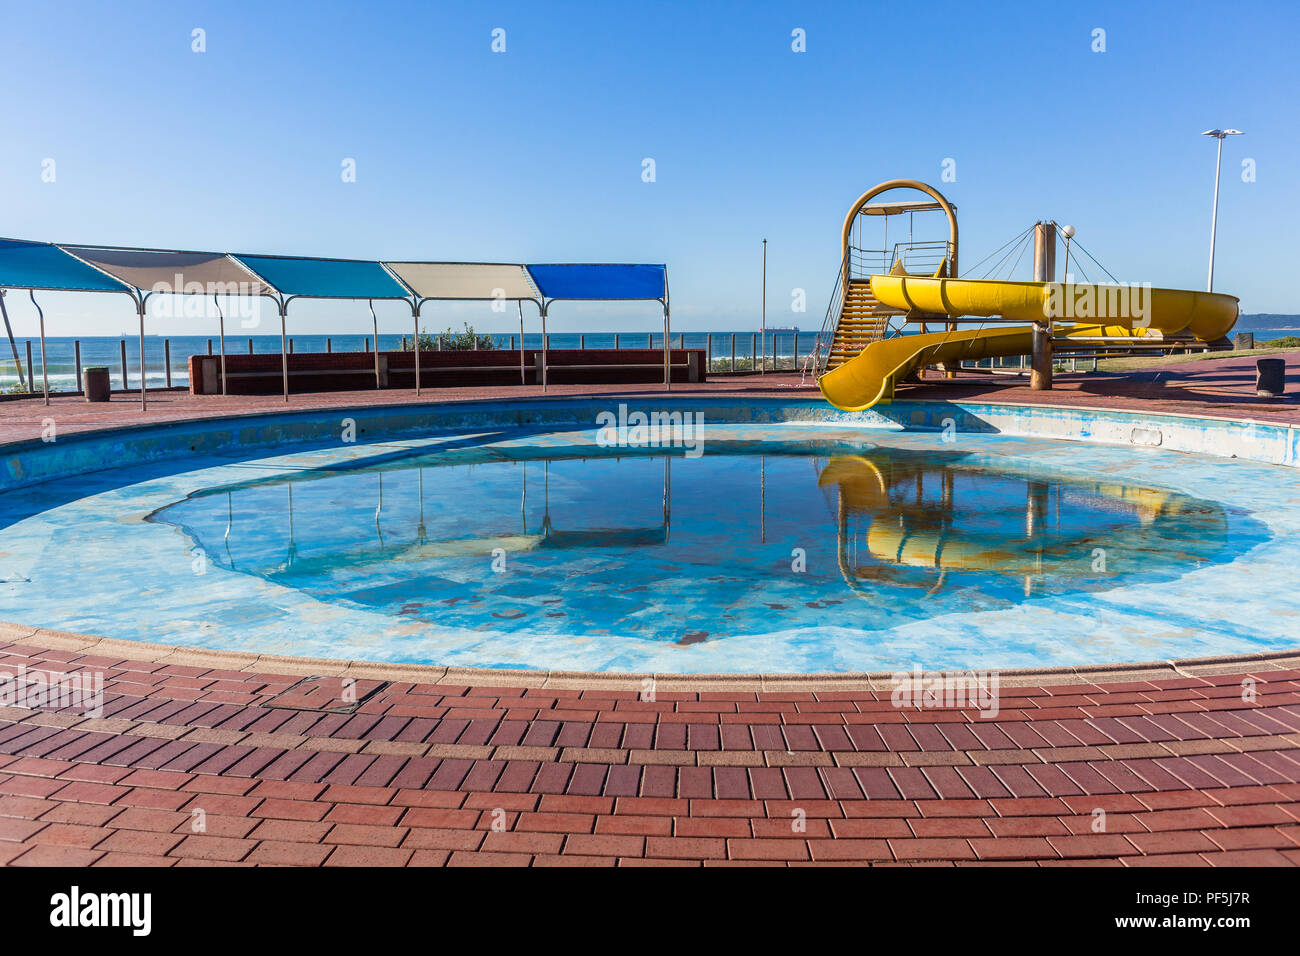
[1059,225,1076,239]
[1202,128,1244,138]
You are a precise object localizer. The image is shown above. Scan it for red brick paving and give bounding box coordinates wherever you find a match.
[0,639,1297,866]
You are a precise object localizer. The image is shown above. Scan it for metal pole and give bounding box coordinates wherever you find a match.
[215,294,227,396]
[1031,222,1055,391]
[74,339,82,392]
[518,301,525,385]
[164,338,172,388]
[370,299,380,389]
[760,238,766,375]
[414,305,422,396]
[279,302,289,403]
[137,298,147,411]
[663,305,670,391]
[731,332,736,372]
[120,339,128,390]
[31,291,48,406]
[1208,134,1224,292]
[24,341,32,393]
[541,304,548,391]
[0,291,24,390]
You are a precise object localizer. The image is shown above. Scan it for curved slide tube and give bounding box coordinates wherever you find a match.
[819,276,1239,411]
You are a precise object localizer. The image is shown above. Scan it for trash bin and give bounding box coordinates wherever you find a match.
[1256,358,1285,398]
[84,366,111,402]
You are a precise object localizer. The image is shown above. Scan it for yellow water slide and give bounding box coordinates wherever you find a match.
[818,275,1239,412]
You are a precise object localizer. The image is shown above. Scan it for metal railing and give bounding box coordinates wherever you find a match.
[848,240,952,280]
[810,248,850,379]
[0,332,823,396]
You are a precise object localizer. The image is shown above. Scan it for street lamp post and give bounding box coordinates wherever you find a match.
[760,238,767,375]
[1202,128,1243,292]
[1058,224,1075,281]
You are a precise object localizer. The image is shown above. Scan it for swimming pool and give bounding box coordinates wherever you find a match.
[0,399,1297,673]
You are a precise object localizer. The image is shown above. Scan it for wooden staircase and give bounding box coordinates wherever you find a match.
[824,279,900,371]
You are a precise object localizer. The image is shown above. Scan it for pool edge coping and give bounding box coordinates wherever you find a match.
[5,621,1296,691]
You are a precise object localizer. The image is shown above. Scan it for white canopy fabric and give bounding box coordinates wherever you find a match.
[62,247,276,297]
[384,262,540,301]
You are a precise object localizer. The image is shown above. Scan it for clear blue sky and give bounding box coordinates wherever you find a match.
[1,0,1295,336]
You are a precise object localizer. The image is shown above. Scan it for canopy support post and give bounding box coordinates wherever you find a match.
[518,301,525,385]
[412,302,421,396]
[663,303,671,391]
[369,299,380,389]
[214,293,227,396]
[30,291,49,406]
[540,302,548,392]
[0,291,24,391]
[279,299,289,403]
[137,295,147,411]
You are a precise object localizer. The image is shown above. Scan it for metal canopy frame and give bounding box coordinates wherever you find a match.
[378,261,544,396]
[0,238,672,406]
[230,253,414,403]
[526,264,671,393]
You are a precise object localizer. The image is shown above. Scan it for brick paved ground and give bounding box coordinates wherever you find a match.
[0,633,1297,867]
[1,352,1297,866]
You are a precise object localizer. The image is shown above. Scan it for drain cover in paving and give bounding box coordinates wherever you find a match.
[266,676,388,714]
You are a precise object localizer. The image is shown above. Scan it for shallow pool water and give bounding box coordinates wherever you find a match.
[151,444,1240,644]
[0,420,1294,672]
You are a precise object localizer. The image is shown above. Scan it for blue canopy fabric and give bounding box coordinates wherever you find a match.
[232,255,409,299]
[0,239,131,293]
[525,264,666,300]
[0,238,669,304]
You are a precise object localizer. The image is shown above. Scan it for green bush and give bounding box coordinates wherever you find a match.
[402,323,497,351]
[1261,336,1300,348]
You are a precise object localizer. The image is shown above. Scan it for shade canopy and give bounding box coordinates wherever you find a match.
[0,238,668,305]
[0,239,130,293]
[525,264,667,300]
[233,254,409,299]
[859,199,955,216]
[385,262,540,301]
[63,247,275,296]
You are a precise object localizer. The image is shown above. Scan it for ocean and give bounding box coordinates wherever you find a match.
[0,331,817,391]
